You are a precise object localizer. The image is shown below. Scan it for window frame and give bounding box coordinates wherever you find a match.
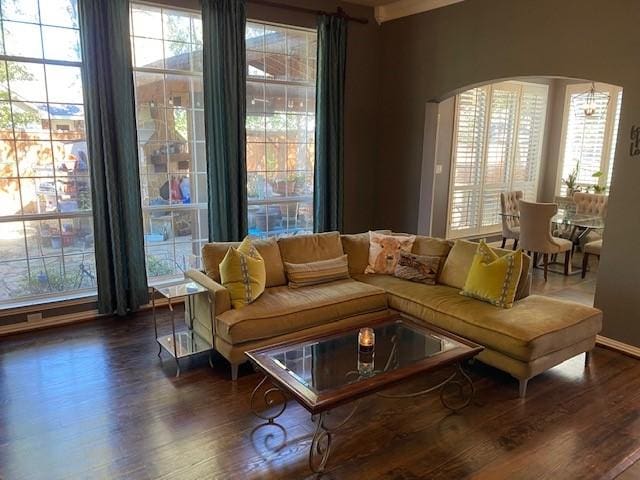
[0,0,95,310]
[446,80,549,239]
[130,1,208,287]
[245,19,317,239]
[555,82,623,196]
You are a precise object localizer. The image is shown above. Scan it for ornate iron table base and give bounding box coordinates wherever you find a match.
[250,376,288,423]
[250,362,475,474]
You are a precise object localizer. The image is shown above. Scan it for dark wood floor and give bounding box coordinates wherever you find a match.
[2,300,640,480]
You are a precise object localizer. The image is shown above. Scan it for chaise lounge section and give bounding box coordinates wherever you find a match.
[185,231,602,396]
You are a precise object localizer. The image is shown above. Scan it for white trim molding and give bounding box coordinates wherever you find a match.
[596,335,640,360]
[375,0,465,24]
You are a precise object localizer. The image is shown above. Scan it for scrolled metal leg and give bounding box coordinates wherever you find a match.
[175,358,180,378]
[250,376,287,423]
[309,412,332,473]
[439,363,474,412]
[157,342,162,358]
[308,401,361,473]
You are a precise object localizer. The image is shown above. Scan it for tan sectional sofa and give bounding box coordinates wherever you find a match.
[185,231,602,397]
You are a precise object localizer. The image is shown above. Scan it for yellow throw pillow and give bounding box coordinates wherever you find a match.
[461,240,523,309]
[219,237,266,309]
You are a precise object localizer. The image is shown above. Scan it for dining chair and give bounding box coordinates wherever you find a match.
[500,191,522,250]
[573,192,608,217]
[518,200,573,281]
[573,192,608,246]
[581,239,603,279]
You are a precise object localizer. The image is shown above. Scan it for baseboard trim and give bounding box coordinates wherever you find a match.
[596,335,640,360]
[0,296,181,337]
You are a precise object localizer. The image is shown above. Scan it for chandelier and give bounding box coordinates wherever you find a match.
[574,82,610,118]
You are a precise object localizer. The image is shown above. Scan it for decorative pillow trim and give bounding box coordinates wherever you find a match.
[238,252,252,305]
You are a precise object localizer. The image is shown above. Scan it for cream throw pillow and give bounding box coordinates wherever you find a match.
[365,231,416,275]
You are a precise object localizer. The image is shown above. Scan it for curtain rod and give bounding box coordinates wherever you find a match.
[247,0,369,24]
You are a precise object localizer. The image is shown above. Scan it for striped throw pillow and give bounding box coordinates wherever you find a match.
[394,252,441,285]
[285,255,350,288]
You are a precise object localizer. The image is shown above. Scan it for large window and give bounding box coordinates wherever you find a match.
[447,81,548,238]
[130,3,206,284]
[245,22,316,238]
[0,0,95,307]
[557,82,622,196]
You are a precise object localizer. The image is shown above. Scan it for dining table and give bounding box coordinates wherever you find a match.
[500,208,605,275]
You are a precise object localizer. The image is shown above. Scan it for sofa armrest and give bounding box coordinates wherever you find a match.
[186,269,231,316]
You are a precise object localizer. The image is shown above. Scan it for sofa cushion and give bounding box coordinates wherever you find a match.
[341,230,391,275]
[439,239,531,300]
[411,235,453,257]
[353,274,602,362]
[202,237,286,287]
[285,254,350,288]
[216,279,387,345]
[278,231,344,264]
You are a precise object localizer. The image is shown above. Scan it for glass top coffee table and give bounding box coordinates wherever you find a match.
[246,314,483,473]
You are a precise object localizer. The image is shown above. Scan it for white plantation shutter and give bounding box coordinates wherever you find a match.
[482,85,518,228]
[447,81,548,238]
[449,87,487,232]
[558,83,623,195]
[512,86,547,200]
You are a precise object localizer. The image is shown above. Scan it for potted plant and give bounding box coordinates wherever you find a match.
[562,161,581,196]
[591,171,607,194]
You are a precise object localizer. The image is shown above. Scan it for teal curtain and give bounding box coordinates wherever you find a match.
[202,0,248,242]
[78,0,149,315]
[314,15,347,233]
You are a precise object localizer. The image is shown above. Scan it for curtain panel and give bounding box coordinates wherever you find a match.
[78,0,149,315]
[202,0,248,242]
[314,14,347,233]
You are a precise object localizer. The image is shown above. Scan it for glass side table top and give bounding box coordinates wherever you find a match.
[155,281,208,299]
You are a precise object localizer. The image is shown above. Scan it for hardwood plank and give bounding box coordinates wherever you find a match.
[0,306,638,479]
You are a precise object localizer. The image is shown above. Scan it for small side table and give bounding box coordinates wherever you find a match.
[152,280,214,377]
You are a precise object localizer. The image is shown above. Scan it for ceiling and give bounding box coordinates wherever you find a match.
[347,0,466,23]
[347,0,398,5]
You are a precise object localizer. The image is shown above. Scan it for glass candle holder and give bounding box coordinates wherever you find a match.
[358,350,374,376]
[358,327,375,353]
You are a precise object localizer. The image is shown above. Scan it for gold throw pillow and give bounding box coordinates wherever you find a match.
[219,237,266,309]
[461,240,523,308]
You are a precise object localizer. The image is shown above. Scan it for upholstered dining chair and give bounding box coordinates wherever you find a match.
[582,239,603,279]
[518,200,573,281]
[573,192,608,217]
[500,191,523,250]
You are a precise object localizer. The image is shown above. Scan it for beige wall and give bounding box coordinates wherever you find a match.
[375,0,640,346]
